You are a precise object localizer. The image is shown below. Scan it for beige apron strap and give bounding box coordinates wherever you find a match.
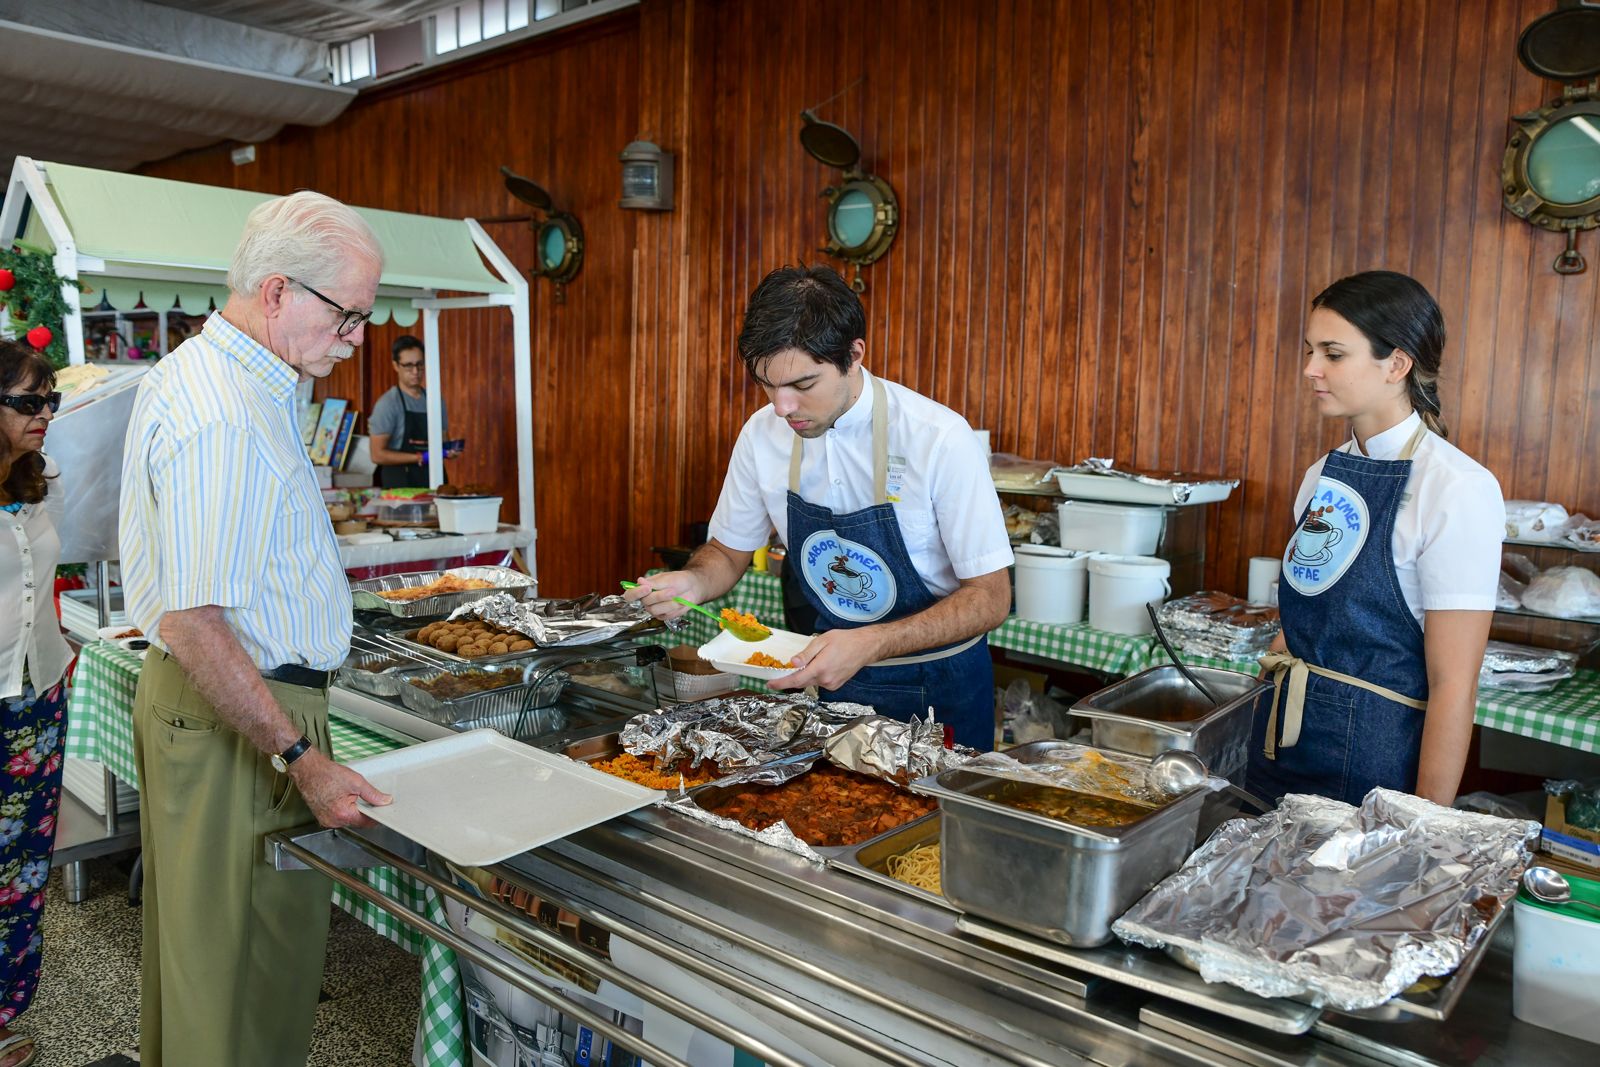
[1257,650,1428,761]
[1398,423,1429,461]
[870,375,889,505]
[789,432,804,494]
[870,633,983,667]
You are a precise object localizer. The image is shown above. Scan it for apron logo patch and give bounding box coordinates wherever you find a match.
[799,530,898,622]
[1283,477,1369,597]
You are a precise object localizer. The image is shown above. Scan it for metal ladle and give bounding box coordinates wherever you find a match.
[1145,602,1219,705]
[1523,865,1600,917]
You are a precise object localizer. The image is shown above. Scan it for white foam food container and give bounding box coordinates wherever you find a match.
[348,730,662,866]
[1058,500,1166,555]
[437,495,503,535]
[698,626,812,681]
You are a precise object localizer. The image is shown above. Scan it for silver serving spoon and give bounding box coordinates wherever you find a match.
[1523,866,1600,917]
[1148,750,1209,796]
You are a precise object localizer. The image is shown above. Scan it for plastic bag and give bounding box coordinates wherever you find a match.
[1000,679,1068,745]
[1505,500,1570,542]
[1547,779,1600,833]
[1496,572,1526,610]
[1455,791,1540,822]
[989,452,1058,491]
[1520,566,1600,620]
[1560,513,1600,552]
[1502,551,1540,584]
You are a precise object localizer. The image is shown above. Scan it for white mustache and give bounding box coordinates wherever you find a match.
[327,341,355,361]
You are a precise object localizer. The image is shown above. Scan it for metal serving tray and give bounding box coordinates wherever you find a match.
[338,649,419,699]
[828,813,953,911]
[915,751,1208,948]
[1070,665,1269,780]
[392,663,568,728]
[686,763,937,854]
[350,565,537,618]
[385,626,548,667]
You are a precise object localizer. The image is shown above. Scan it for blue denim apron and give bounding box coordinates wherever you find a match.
[1247,425,1431,805]
[786,376,995,750]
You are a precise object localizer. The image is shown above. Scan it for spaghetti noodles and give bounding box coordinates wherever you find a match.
[885,842,942,894]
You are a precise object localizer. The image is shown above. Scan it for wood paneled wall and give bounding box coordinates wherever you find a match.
[144,0,1600,598]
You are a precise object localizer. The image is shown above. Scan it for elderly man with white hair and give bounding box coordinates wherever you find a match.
[120,190,393,1067]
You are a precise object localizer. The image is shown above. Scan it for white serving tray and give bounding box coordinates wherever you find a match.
[698,627,812,681]
[1052,471,1235,506]
[348,729,662,866]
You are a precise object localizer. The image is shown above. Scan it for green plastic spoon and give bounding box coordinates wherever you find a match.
[619,581,772,641]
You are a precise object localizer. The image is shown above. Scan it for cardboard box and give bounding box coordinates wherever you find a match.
[1543,793,1600,872]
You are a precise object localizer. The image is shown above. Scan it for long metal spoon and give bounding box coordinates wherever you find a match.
[619,581,771,641]
[1145,601,1220,705]
[1523,865,1600,917]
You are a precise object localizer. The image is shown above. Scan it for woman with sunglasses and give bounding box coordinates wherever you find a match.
[0,340,71,1067]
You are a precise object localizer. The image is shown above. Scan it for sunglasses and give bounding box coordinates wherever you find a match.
[0,392,62,417]
[289,277,373,338]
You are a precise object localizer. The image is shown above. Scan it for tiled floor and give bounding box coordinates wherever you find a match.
[22,856,422,1066]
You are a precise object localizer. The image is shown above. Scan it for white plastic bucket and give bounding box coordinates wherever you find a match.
[437,496,503,535]
[1058,500,1165,555]
[1087,554,1172,635]
[1512,895,1600,1042]
[1012,545,1090,625]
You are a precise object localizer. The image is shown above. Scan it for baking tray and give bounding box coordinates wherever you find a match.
[349,729,663,866]
[338,649,423,699]
[686,762,937,854]
[827,812,954,911]
[1052,470,1235,506]
[384,625,549,667]
[392,663,569,727]
[350,565,537,618]
[1069,665,1269,780]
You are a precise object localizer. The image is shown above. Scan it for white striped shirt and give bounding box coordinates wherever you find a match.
[119,313,351,671]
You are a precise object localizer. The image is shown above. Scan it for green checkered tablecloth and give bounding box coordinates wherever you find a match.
[674,569,1600,755]
[1476,669,1600,754]
[65,642,467,1067]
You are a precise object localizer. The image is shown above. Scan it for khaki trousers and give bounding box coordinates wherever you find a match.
[132,648,334,1067]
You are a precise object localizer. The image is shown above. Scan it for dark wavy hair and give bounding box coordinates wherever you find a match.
[1311,270,1449,438]
[0,340,57,505]
[737,265,865,385]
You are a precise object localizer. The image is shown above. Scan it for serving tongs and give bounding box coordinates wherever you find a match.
[351,631,458,672]
[511,643,667,738]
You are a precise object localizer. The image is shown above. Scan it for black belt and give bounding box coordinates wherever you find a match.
[260,664,334,690]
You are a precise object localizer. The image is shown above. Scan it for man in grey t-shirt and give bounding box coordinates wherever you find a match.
[369,335,452,488]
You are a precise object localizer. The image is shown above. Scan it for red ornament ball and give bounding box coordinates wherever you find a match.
[0,269,13,291]
[25,325,52,349]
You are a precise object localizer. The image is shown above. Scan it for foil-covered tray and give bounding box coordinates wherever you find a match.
[451,592,665,647]
[619,694,871,772]
[1112,788,1539,1013]
[1049,459,1240,506]
[1478,639,1578,692]
[350,566,536,618]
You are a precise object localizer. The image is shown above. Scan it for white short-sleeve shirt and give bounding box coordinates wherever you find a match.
[708,369,1014,598]
[1291,411,1505,624]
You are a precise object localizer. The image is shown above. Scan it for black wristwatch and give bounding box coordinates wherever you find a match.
[270,735,314,773]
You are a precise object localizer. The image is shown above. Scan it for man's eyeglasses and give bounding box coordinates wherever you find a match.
[396,361,424,372]
[289,277,372,338]
[0,392,62,417]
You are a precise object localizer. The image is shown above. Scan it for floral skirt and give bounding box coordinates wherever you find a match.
[0,682,66,1026]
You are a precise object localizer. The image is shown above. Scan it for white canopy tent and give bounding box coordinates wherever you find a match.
[0,156,536,576]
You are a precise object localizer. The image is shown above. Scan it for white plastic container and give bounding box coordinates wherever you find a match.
[437,495,503,535]
[1057,500,1165,555]
[1512,895,1600,1042]
[1012,545,1090,625]
[1087,554,1172,635]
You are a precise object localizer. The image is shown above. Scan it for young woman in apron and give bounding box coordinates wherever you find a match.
[1248,271,1503,807]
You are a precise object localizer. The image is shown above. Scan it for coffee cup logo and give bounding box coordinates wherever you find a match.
[1292,506,1343,563]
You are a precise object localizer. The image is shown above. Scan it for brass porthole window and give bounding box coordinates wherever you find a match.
[500,165,584,301]
[1502,1,1600,274]
[800,110,899,292]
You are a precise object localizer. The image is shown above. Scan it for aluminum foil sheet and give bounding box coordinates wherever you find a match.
[1157,592,1280,660]
[823,712,977,783]
[659,792,827,863]
[619,695,873,772]
[1479,640,1578,692]
[450,592,663,647]
[1112,788,1540,1011]
[964,743,1225,805]
[1050,459,1240,504]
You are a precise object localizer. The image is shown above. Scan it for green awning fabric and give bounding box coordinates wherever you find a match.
[81,278,421,326]
[23,162,511,299]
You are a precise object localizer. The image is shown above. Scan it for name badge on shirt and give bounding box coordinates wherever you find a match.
[799,530,899,622]
[885,453,908,503]
[1283,477,1370,596]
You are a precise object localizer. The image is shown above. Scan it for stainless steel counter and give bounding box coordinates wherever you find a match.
[319,698,1598,1067]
